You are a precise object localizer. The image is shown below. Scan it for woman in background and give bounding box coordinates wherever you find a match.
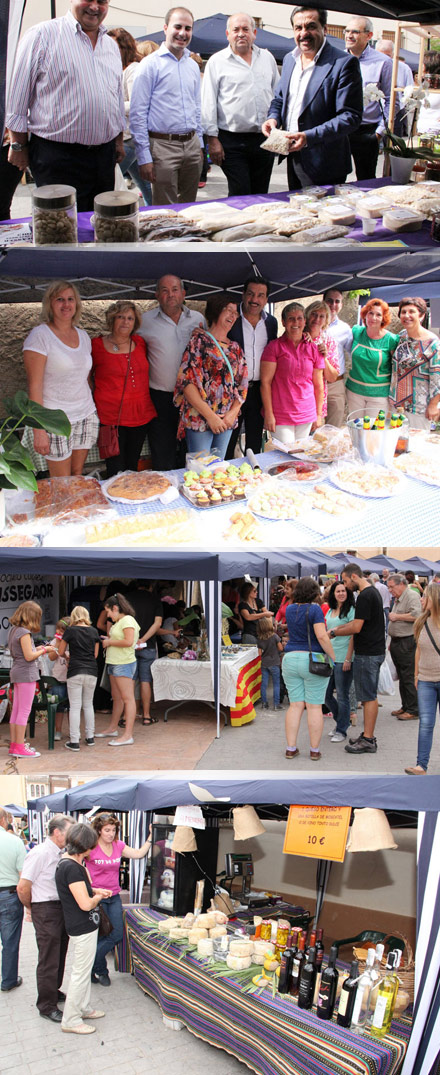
[96,594,140,747]
[390,297,440,429]
[324,581,355,744]
[405,583,440,775]
[58,607,100,752]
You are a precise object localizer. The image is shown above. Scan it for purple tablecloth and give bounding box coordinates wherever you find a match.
[4,178,437,247]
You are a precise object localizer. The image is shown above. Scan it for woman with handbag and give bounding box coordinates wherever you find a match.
[23,280,99,476]
[282,578,335,761]
[55,823,112,1035]
[88,813,152,986]
[405,583,440,775]
[173,293,248,459]
[324,581,355,743]
[91,300,156,477]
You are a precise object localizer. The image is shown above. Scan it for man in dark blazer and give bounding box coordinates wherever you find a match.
[226,277,278,458]
[262,6,363,189]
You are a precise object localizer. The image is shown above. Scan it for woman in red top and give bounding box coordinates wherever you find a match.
[91,301,156,477]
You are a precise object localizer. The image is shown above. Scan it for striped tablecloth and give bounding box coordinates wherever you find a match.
[122,908,410,1075]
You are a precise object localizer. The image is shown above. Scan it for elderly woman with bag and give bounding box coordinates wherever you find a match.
[55,823,112,1036]
[91,300,156,477]
[282,578,335,761]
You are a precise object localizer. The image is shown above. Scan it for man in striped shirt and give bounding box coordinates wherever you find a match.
[6,0,126,212]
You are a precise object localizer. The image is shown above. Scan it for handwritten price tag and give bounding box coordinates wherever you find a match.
[283,805,351,862]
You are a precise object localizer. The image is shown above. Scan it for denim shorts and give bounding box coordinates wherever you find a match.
[50,681,69,711]
[353,653,384,702]
[106,661,137,679]
[136,648,157,684]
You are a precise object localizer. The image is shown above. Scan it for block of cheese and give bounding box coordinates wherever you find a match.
[158,918,179,933]
[318,200,356,225]
[229,939,254,958]
[196,912,218,929]
[252,940,275,958]
[226,954,252,970]
[383,206,424,231]
[209,925,228,938]
[188,927,208,943]
[169,927,188,940]
[211,910,229,925]
[197,938,214,957]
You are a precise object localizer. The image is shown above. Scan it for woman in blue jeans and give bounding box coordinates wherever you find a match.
[87,814,152,985]
[324,582,355,743]
[405,584,440,775]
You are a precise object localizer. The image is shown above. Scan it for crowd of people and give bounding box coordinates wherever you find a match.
[3,1,438,220]
[0,808,151,1034]
[226,566,440,770]
[22,278,440,476]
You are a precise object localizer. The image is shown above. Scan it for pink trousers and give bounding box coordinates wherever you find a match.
[10,682,37,726]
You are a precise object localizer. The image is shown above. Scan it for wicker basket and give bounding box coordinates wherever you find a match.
[353,931,415,1002]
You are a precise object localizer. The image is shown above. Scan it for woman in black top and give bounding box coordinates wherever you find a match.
[58,606,100,752]
[238,582,271,645]
[56,823,112,1035]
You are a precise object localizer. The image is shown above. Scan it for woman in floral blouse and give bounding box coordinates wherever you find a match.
[390,297,440,430]
[174,293,248,459]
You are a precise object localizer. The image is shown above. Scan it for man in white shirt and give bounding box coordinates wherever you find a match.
[370,572,391,631]
[138,275,205,470]
[322,289,352,427]
[225,277,278,456]
[202,13,278,195]
[6,0,125,212]
[17,815,73,1023]
[0,808,25,992]
[130,8,203,204]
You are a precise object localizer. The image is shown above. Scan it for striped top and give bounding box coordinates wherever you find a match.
[6,12,125,145]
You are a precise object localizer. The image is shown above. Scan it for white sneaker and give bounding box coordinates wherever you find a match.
[328,726,336,736]
[331,732,346,743]
[54,732,62,741]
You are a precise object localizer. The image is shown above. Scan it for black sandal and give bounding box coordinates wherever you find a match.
[142,716,158,725]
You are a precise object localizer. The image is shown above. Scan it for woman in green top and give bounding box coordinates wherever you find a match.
[324,582,355,743]
[97,593,140,747]
[346,299,400,419]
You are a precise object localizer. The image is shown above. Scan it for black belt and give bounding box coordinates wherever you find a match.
[149,130,195,142]
[0,885,17,892]
[248,380,261,388]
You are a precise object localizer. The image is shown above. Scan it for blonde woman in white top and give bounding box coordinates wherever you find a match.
[23,280,99,476]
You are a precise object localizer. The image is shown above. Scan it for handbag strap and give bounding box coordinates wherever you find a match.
[115,338,133,430]
[204,330,235,384]
[305,607,313,656]
[424,620,440,658]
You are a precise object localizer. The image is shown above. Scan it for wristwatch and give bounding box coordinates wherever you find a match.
[10,142,27,151]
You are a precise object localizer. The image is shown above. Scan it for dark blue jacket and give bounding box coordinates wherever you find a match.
[228,311,278,363]
[267,41,363,184]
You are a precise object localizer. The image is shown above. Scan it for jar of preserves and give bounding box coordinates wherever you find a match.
[259,919,272,942]
[275,920,290,948]
[32,185,77,245]
[425,160,440,183]
[93,190,139,242]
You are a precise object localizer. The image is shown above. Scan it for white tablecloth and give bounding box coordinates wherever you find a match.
[151,647,258,708]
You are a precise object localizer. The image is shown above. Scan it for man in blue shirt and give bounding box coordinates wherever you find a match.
[345,16,393,180]
[130,7,203,204]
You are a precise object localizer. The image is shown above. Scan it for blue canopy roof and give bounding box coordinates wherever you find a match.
[141,13,294,62]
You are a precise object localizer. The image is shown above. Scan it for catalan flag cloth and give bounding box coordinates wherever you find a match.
[230,655,261,727]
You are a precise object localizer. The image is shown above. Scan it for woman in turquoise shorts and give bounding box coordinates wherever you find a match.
[282,578,335,762]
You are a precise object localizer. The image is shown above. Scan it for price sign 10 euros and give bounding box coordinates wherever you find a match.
[283,805,351,863]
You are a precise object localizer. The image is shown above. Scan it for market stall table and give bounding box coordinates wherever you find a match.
[152,647,261,727]
[2,179,438,248]
[121,908,411,1075]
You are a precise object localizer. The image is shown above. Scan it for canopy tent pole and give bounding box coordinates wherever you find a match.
[200,576,222,739]
[400,810,440,1075]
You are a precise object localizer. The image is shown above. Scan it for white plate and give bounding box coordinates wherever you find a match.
[329,464,404,499]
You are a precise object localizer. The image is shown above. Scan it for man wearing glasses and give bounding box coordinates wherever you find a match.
[6,0,125,211]
[344,17,393,180]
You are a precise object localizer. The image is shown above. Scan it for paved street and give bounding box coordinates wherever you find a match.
[1,917,248,1075]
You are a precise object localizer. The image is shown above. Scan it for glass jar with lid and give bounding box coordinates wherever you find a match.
[32,185,77,245]
[93,190,139,242]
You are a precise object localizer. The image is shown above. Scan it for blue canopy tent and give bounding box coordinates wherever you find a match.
[141,13,294,62]
[27,773,440,1075]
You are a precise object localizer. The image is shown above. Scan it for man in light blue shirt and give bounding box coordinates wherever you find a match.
[345,15,393,180]
[130,7,203,204]
[376,39,414,136]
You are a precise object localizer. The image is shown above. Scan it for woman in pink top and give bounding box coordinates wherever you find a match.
[260,302,325,443]
[87,813,152,986]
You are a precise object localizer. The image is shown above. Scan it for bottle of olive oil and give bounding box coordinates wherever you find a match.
[370,951,401,1038]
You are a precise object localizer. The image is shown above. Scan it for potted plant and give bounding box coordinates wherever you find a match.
[0,390,71,528]
[364,83,435,183]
